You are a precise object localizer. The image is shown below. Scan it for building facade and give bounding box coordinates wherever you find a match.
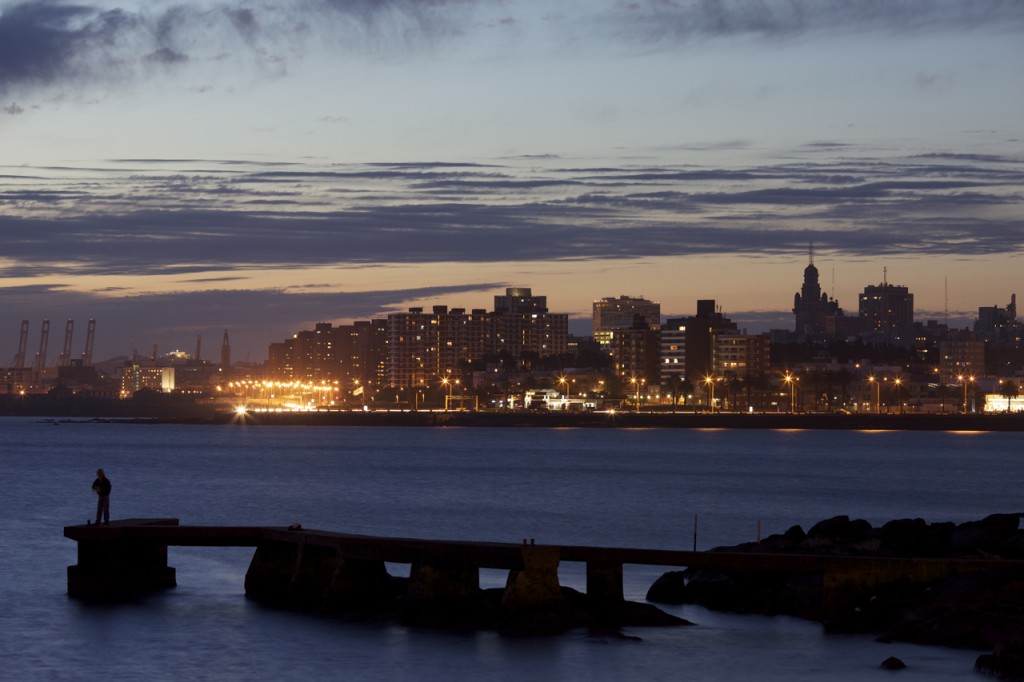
[593,295,661,351]
[859,281,915,345]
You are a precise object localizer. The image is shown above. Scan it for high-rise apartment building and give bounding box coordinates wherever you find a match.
[939,333,986,384]
[492,288,568,360]
[975,294,1019,345]
[610,317,661,387]
[714,331,770,379]
[593,295,661,351]
[859,280,914,345]
[386,288,568,387]
[660,320,687,387]
[662,300,738,384]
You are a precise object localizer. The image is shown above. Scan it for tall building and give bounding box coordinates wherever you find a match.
[492,287,568,360]
[663,300,737,382]
[714,331,770,379]
[288,322,341,383]
[387,288,568,386]
[792,247,841,340]
[340,319,389,389]
[387,308,434,388]
[610,316,661,387]
[939,332,986,384]
[273,287,567,389]
[859,279,915,345]
[975,294,1019,345]
[593,295,661,350]
[660,320,687,387]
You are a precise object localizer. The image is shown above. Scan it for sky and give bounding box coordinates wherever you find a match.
[1,0,1022,364]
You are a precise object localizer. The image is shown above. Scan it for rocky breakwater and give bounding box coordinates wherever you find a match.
[647,513,1024,679]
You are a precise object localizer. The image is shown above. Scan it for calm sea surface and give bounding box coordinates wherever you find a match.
[3,418,1017,681]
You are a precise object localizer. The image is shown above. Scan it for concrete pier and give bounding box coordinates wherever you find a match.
[65,520,1023,617]
[66,519,179,599]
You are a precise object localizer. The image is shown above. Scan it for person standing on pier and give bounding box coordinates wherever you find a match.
[92,469,111,526]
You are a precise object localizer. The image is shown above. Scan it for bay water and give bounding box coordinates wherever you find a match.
[2,418,1015,680]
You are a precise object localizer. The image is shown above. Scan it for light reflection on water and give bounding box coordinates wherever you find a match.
[3,418,1013,681]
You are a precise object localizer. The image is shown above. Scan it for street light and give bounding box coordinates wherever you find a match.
[892,377,904,414]
[868,376,881,413]
[703,375,716,414]
[630,376,645,413]
[958,375,974,414]
[441,375,455,411]
[783,372,798,413]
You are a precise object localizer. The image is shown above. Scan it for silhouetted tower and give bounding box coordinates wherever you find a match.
[152,344,158,362]
[792,243,839,341]
[57,319,74,367]
[220,329,231,370]
[195,335,202,362]
[81,319,96,366]
[14,320,29,368]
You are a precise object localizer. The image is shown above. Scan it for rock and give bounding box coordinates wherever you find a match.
[880,567,1024,650]
[950,513,1022,555]
[879,518,930,556]
[975,638,1024,680]
[880,656,907,670]
[649,513,1024,656]
[802,515,873,552]
[646,570,687,604]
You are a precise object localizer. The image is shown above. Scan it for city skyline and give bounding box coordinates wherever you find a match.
[1,0,1022,362]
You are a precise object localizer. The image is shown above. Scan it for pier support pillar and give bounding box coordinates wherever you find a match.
[502,546,564,611]
[586,560,624,605]
[408,562,480,602]
[66,520,178,599]
[245,539,392,611]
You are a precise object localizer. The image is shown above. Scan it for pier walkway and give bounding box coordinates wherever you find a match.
[65,519,1023,616]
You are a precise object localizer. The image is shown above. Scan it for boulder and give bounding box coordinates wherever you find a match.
[880,656,906,670]
[646,570,687,604]
[881,567,1024,649]
[950,513,1021,556]
[975,638,1024,680]
[802,516,873,552]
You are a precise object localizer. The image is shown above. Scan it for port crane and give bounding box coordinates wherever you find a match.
[82,319,96,366]
[57,319,74,367]
[13,320,29,368]
[32,319,50,375]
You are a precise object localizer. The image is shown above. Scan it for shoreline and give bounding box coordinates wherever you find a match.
[9,406,1024,431]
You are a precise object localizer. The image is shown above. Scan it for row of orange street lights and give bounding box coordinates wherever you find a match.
[228,371,982,414]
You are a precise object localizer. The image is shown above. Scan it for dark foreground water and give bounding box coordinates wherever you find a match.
[3,418,1016,680]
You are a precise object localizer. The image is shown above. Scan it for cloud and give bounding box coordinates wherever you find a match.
[1,151,1022,277]
[607,0,1024,45]
[3,100,23,114]
[3,0,1022,99]
[0,149,1021,361]
[0,0,483,96]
